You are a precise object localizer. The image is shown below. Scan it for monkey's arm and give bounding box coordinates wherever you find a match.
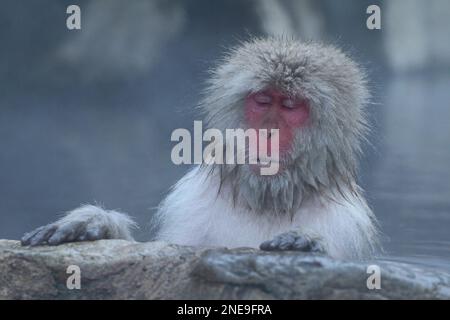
[260,191,378,259]
[21,205,136,246]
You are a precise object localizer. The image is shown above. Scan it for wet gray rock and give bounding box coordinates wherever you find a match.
[0,239,449,299]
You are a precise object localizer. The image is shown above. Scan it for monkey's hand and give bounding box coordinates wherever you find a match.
[259,231,324,253]
[21,205,136,246]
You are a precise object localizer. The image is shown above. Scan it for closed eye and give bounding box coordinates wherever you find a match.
[253,93,272,105]
[282,99,295,109]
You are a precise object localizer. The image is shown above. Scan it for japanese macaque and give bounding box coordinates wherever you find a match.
[22,37,379,260]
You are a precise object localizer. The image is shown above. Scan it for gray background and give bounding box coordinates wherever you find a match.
[0,0,449,270]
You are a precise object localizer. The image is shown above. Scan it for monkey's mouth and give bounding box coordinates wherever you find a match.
[247,154,279,165]
[256,157,279,166]
[247,156,282,176]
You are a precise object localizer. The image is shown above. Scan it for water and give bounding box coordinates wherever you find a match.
[0,0,449,273]
[363,75,450,271]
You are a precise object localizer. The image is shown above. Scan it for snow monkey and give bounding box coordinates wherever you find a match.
[21,37,379,260]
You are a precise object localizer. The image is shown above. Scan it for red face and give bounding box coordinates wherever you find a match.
[244,88,310,161]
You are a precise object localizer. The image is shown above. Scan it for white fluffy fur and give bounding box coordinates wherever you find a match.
[63,205,136,240]
[154,166,377,260]
[59,164,376,260]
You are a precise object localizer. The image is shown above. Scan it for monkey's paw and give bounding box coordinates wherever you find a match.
[21,220,109,247]
[259,231,324,253]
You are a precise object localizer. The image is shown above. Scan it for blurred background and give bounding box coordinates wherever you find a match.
[0,0,449,270]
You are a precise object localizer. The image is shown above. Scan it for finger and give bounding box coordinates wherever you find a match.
[259,238,281,251]
[259,240,272,251]
[21,226,46,246]
[85,225,107,241]
[277,234,297,250]
[29,225,58,246]
[309,241,324,253]
[47,221,85,245]
[292,236,310,250]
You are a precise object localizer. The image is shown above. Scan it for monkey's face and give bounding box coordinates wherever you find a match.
[244,87,310,172]
[202,38,368,207]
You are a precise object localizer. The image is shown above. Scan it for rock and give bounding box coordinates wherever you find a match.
[0,239,449,299]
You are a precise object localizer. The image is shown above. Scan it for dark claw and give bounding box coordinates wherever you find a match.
[260,231,324,253]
